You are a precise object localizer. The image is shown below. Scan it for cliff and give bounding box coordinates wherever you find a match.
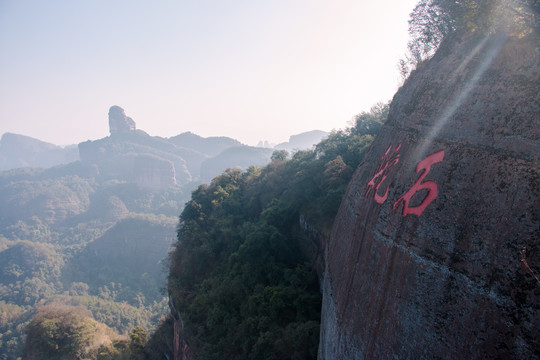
[134,154,177,191]
[319,31,540,359]
[79,106,275,188]
[79,130,192,189]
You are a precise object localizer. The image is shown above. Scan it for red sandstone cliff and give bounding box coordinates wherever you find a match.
[319,31,540,359]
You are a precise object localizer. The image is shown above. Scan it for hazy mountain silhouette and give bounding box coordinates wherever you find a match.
[274,130,328,151]
[0,133,78,171]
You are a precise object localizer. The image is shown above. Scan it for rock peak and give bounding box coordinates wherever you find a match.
[108,105,136,134]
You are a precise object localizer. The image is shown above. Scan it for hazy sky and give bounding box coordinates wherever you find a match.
[0,0,418,146]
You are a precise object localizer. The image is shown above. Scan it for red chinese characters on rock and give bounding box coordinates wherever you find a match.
[365,144,401,204]
[393,150,445,216]
[365,145,445,217]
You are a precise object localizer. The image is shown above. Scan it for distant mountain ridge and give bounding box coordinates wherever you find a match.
[0,133,78,171]
[2,106,327,190]
[274,130,329,151]
[168,131,242,157]
[0,106,336,358]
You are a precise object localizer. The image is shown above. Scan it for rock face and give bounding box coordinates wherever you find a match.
[169,298,193,360]
[319,32,540,359]
[108,105,136,134]
[134,154,177,191]
[79,108,193,188]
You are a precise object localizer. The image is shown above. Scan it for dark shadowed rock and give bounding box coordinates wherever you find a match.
[108,105,136,134]
[319,32,540,359]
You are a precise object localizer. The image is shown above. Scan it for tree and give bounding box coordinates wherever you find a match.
[24,304,98,359]
[408,0,455,64]
[271,150,289,162]
[166,101,389,359]
[129,326,148,359]
[401,0,540,79]
[351,102,388,137]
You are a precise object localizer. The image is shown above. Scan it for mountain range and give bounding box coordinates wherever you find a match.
[0,107,328,359]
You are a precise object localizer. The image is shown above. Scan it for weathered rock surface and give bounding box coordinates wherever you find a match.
[169,296,193,360]
[319,32,540,359]
[134,154,177,191]
[108,105,136,134]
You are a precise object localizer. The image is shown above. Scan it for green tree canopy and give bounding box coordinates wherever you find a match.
[401,0,540,78]
[166,102,389,359]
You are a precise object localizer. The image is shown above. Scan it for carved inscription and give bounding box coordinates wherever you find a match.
[365,144,401,204]
[365,145,445,217]
[393,150,445,216]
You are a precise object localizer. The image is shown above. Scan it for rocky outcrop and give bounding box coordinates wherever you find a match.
[134,154,177,191]
[319,31,540,359]
[108,105,136,134]
[79,108,192,187]
[300,214,327,282]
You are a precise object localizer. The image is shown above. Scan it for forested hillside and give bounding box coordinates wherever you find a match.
[162,1,540,359]
[3,0,536,358]
[0,182,188,358]
[160,104,388,359]
[0,106,333,359]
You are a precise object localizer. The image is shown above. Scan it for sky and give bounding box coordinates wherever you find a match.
[0,0,419,147]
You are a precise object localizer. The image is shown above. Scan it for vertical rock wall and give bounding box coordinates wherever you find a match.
[169,296,193,360]
[319,32,540,359]
[134,154,177,191]
[109,105,136,134]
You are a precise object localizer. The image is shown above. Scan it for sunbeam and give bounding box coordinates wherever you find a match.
[414,32,507,161]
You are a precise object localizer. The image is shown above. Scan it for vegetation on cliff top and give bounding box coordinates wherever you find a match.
[400,0,540,79]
